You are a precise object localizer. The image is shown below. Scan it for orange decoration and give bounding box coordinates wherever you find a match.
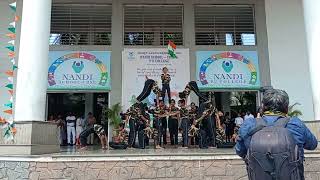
[15,15,19,21]
[4,110,13,115]
[8,90,13,96]
[6,33,16,39]
[5,71,14,77]
[8,52,15,58]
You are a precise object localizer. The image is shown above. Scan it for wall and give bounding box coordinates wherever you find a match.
[0,157,320,180]
[265,0,315,121]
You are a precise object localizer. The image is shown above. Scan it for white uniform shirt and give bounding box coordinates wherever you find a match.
[66,116,76,126]
[235,117,244,127]
[244,114,254,121]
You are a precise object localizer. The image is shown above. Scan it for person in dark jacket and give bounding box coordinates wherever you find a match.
[235,89,318,179]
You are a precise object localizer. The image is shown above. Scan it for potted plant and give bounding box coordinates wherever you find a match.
[288,103,303,117]
[102,103,122,138]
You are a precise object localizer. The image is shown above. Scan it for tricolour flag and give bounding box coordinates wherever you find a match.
[167,40,177,59]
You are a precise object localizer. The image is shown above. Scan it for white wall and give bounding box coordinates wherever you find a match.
[265,0,315,121]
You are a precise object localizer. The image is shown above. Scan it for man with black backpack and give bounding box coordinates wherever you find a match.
[235,89,318,180]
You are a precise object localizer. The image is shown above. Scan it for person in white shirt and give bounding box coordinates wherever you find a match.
[235,113,244,127]
[66,112,76,145]
[244,111,254,121]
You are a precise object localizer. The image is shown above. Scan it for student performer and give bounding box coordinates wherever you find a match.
[178,99,190,148]
[168,99,180,146]
[161,67,171,104]
[154,100,167,148]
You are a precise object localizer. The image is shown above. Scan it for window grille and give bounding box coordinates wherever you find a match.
[123,5,183,46]
[195,5,256,46]
[50,4,112,45]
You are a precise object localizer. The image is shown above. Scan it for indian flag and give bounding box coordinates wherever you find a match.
[167,40,177,59]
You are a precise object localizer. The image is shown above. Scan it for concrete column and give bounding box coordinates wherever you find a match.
[15,0,52,121]
[0,0,59,155]
[265,0,314,121]
[302,0,320,120]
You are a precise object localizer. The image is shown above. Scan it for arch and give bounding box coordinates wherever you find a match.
[48,52,108,86]
[198,51,257,86]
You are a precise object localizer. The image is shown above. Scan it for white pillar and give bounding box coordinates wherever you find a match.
[15,0,52,121]
[303,0,320,120]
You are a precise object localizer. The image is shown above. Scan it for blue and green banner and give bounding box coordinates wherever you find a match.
[48,51,111,91]
[196,51,260,90]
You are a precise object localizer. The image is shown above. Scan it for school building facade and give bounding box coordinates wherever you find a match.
[0,0,319,155]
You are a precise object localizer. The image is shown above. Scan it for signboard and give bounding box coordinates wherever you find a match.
[48,51,111,91]
[122,48,190,110]
[196,51,260,90]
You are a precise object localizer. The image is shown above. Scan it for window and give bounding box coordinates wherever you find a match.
[50,4,112,45]
[195,5,256,46]
[123,5,183,46]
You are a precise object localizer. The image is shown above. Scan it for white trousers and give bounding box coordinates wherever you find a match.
[67,126,76,144]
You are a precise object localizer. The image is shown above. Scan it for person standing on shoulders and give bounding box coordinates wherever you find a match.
[66,112,76,146]
[161,67,171,104]
[235,89,317,180]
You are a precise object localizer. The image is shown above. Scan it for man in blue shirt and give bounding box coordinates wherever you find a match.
[235,89,318,178]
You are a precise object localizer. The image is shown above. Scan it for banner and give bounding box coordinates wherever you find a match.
[122,48,190,110]
[48,51,111,91]
[196,51,260,90]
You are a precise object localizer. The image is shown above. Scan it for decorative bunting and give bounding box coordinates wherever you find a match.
[6,33,16,39]
[9,21,15,28]
[9,2,16,11]
[8,27,15,33]
[5,71,14,77]
[8,90,13,96]
[6,46,14,51]
[4,103,13,109]
[14,16,19,22]
[3,110,13,115]
[1,1,18,141]
[8,40,15,45]
[5,84,13,90]
[8,77,13,83]
[8,52,15,58]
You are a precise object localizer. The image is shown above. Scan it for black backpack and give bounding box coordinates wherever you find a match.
[246,117,302,180]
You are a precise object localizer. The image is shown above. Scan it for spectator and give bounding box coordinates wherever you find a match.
[56,115,65,146]
[66,112,76,146]
[244,111,254,121]
[76,115,85,146]
[235,89,317,179]
[235,113,244,127]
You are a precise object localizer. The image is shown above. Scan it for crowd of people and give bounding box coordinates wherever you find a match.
[47,112,96,147]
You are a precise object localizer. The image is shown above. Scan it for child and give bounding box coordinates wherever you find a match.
[161,67,171,104]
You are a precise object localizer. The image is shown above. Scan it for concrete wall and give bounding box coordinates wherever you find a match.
[265,0,315,121]
[0,157,320,180]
